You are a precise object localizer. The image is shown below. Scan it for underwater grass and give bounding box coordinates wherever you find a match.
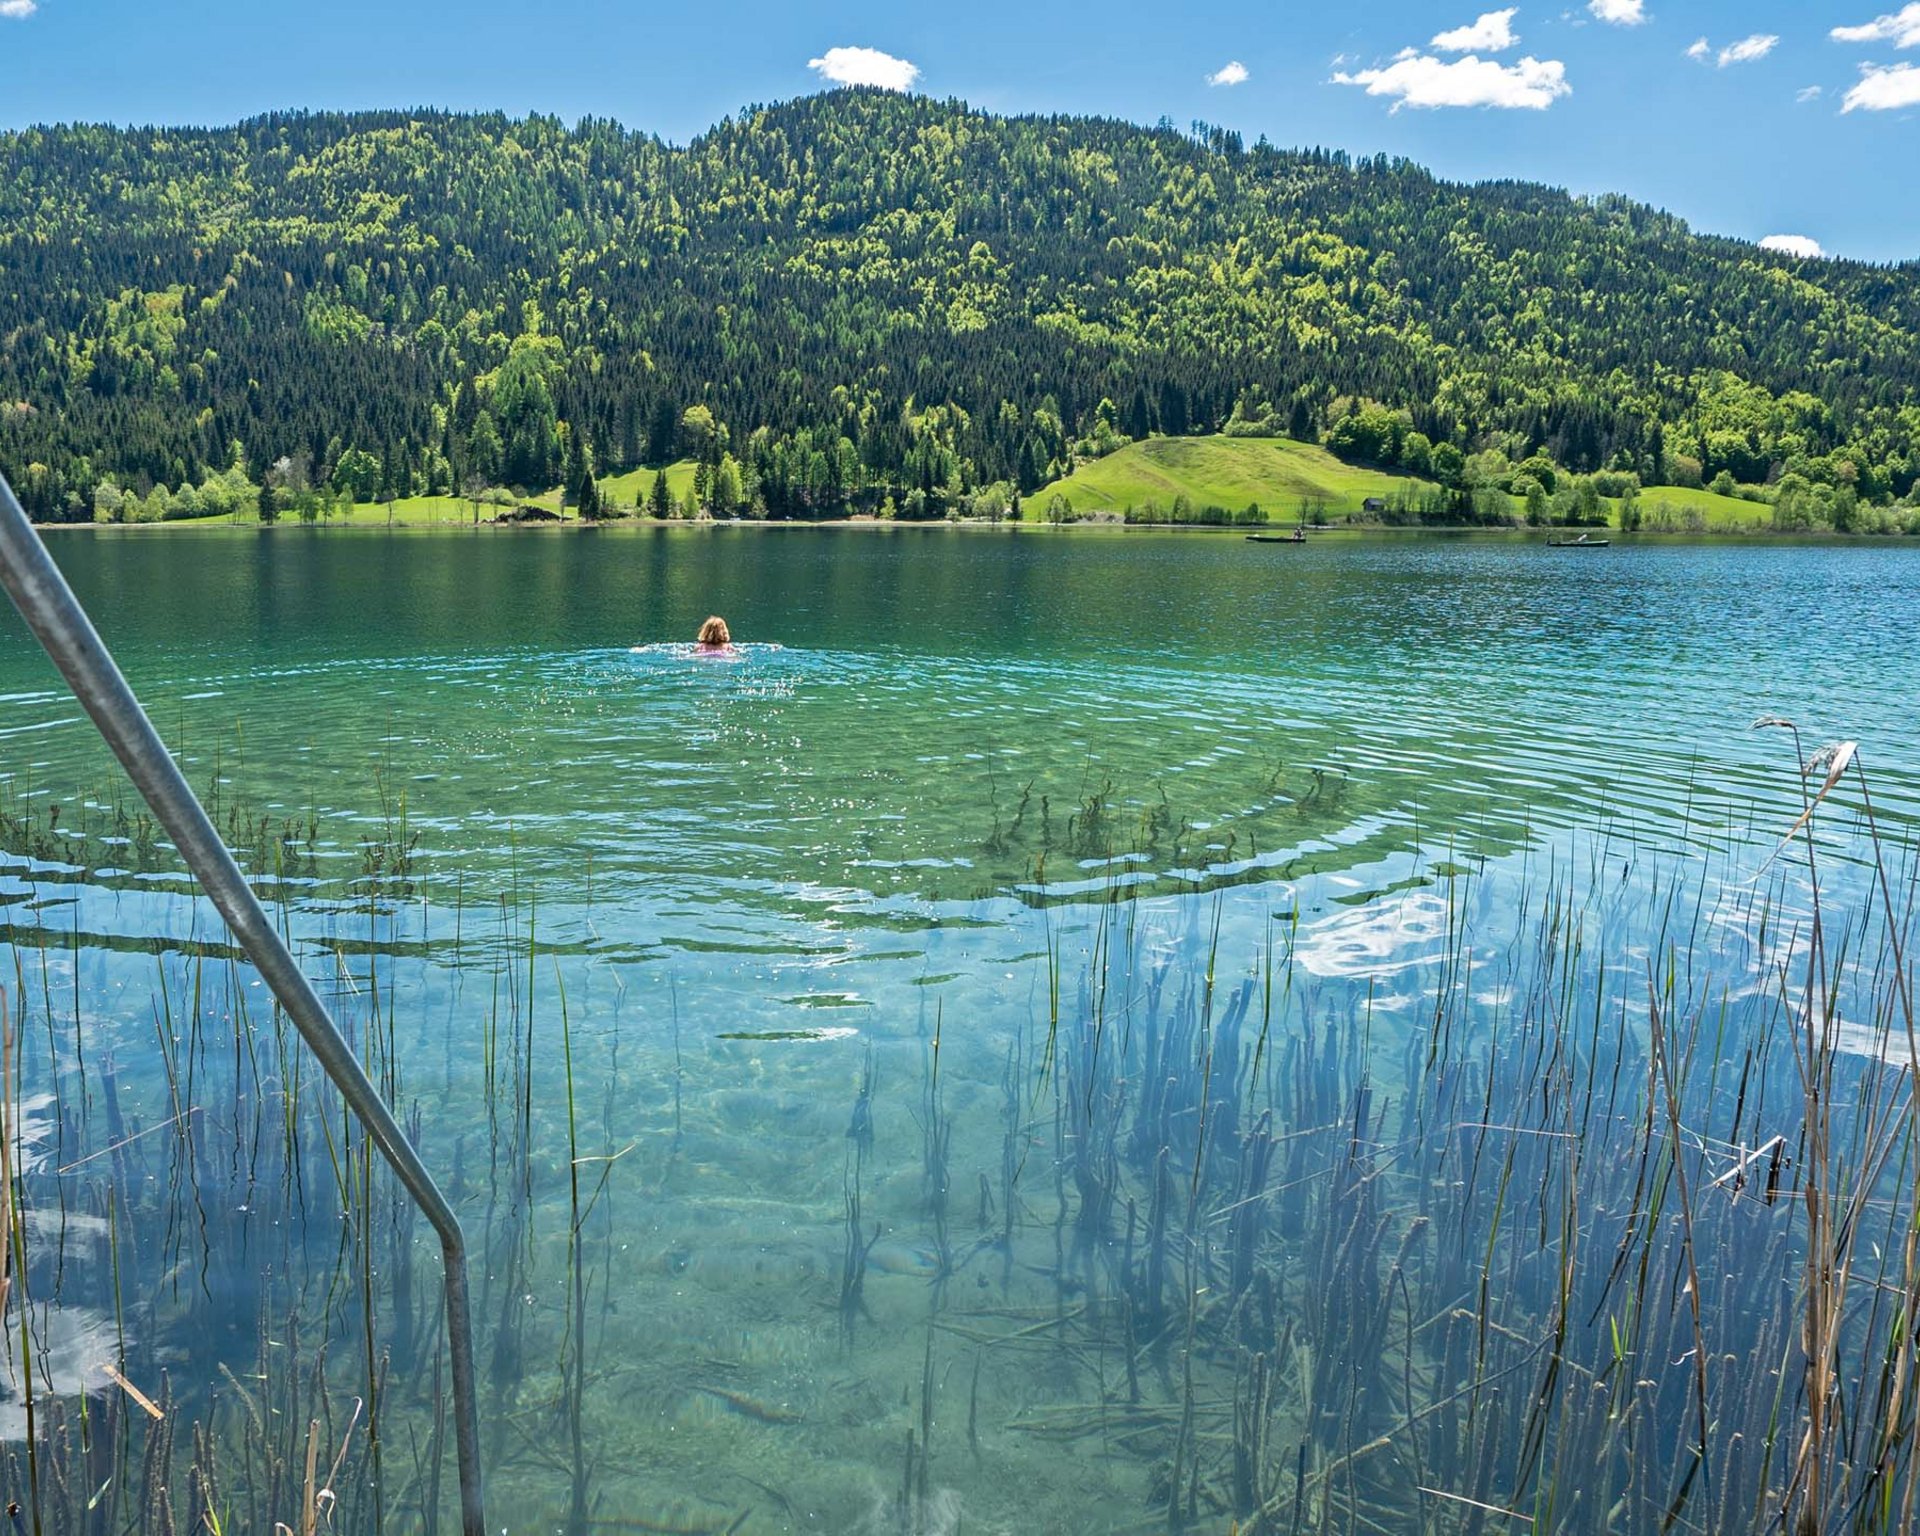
[4,732,1920,1530]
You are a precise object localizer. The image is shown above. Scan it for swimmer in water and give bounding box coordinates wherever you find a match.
[696,615,732,652]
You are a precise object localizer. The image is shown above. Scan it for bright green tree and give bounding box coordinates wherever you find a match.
[333,447,381,502]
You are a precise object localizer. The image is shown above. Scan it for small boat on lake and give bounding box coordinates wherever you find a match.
[1246,530,1308,544]
[1547,533,1610,547]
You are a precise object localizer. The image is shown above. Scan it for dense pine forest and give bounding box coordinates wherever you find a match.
[1,90,1917,526]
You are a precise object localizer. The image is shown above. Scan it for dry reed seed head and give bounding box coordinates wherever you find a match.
[1804,741,1858,790]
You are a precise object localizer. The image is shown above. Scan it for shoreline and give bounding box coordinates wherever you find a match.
[28,515,1913,543]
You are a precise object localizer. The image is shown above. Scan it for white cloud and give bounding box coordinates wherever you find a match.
[1760,234,1825,258]
[1796,84,1824,100]
[1842,59,1920,108]
[1334,52,1570,109]
[1207,60,1250,87]
[1832,5,1920,47]
[1588,0,1646,24]
[1718,34,1779,66]
[1432,9,1519,52]
[807,46,921,93]
[0,0,37,18]
[1686,37,1711,59]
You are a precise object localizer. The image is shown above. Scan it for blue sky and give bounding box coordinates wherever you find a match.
[1,1,1916,262]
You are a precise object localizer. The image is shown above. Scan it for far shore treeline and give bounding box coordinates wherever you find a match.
[1,92,1917,532]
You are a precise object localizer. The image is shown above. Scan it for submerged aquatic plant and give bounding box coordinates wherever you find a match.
[5,719,1920,1532]
[955,731,1920,1533]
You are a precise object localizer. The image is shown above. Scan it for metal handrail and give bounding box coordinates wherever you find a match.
[0,475,485,1535]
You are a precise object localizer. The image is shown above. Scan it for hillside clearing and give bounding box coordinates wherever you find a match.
[1045,436,1438,519]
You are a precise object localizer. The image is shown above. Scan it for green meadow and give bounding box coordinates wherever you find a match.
[243,464,701,527]
[1043,436,1779,532]
[1632,483,1776,530]
[1041,434,1438,518]
[594,461,700,511]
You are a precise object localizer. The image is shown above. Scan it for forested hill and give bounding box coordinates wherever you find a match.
[1,91,1917,522]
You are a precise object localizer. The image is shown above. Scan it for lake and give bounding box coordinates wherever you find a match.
[3,526,1919,1533]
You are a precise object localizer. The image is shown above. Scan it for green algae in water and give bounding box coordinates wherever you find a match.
[715,1027,859,1042]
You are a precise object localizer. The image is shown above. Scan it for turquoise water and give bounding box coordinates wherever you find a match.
[4,527,1920,1532]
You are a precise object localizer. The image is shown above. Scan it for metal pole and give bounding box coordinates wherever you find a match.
[0,475,486,1536]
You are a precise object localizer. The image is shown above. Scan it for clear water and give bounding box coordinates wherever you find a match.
[4,526,1920,1533]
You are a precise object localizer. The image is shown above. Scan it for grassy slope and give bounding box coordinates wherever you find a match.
[1045,435,1437,518]
[1050,435,1774,531]
[596,461,699,510]
[1630,484,1773,530]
